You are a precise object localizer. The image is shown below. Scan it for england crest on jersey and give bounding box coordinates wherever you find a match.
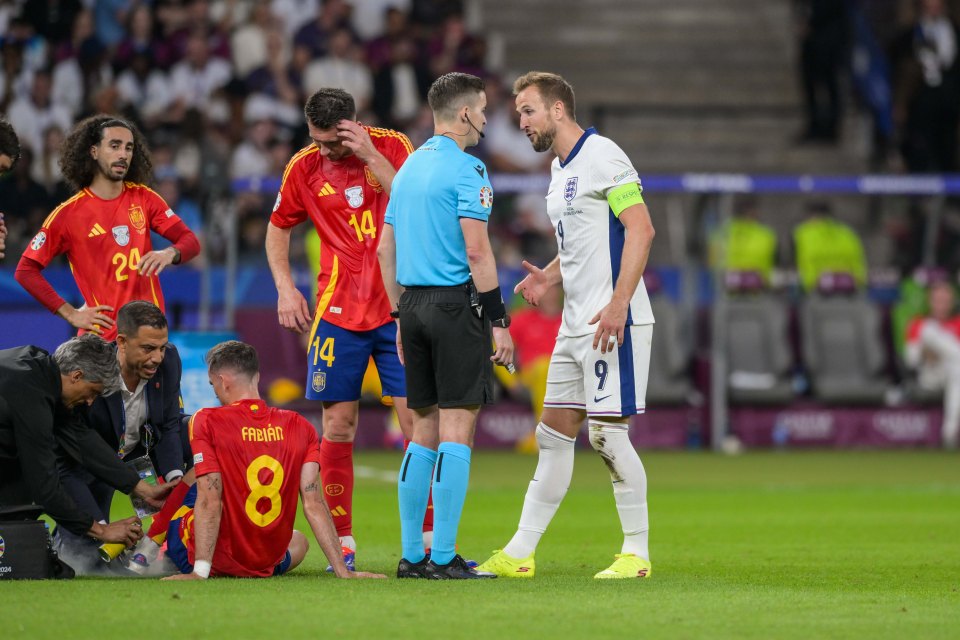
[564,177,578,204]
[345,186,363,208]
[112,225,130,247]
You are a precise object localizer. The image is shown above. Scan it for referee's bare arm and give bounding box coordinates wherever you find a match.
[461,218,515,368]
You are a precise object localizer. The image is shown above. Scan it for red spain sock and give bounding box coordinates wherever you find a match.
[320,439,354,537]
[404,439,435,533]
[146,479,193,543]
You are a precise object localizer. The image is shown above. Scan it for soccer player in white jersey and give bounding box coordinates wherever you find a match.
[478,71,656,579]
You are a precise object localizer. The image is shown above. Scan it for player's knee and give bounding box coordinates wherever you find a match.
[588,421,628,454]
[288,530,309,569]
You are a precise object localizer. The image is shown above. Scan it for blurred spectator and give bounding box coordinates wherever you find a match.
[4,15,49,72]
[366,6,414,71]
[293,0,352,59]
[52,7,98,63]
[30,124,69,201]
[5,69,73,157]
[20,0,82,44]
[793,201,867,291]
[795,0,849,143]
[905,280,960,448]
[93,0,136,49]
[715,196,778,285]
[114,4,158,67]
[890,0,960,172]
[350,0,411,42]
[52,36,113,117]
[272,0,320,37]
[245,29,302,126]
[425,11,486,78]
[229,111,276,180]
[0,147,51,254]
[168,28,233,119]
[410,0,463,28]
[231,0,273,78]
[151,165,205,260]
[371,35,427,130]
[115,51,174,127]
[0,41,34,113]
[509,192,557,269]
[302,27,373,112]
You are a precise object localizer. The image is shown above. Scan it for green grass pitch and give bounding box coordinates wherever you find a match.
[2,450,958,639]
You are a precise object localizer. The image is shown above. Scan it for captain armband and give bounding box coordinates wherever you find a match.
[607,182,644,217]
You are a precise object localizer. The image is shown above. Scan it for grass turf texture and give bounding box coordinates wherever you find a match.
[2,451,958,639]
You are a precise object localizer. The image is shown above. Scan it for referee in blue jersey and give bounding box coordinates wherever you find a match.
[378,72,515,580]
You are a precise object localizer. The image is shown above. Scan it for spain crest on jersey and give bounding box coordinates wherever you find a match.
[364,166,382,192]
[564,177,578,204]
[345,186,364,208]
[128,205,146,231]
[112,225,130,247]
[312,371,326,392]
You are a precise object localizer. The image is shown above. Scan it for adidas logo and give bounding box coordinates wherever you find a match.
[330,505,347,517]
[317,183,336,197]
[88,223,106,237]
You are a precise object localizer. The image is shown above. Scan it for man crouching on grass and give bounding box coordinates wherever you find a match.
[161,341,384,580]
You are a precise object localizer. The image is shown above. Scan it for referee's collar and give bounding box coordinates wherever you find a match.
[559,127,597,168]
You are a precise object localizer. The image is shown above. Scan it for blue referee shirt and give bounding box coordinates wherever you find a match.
[385,135,493,286]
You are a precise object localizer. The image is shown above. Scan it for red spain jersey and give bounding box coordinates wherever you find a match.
[270,126,413,332]
[21,183,183,341]
[186,400,322,578]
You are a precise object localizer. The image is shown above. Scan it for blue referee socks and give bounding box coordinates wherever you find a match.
[398,442,437,563]
[429,442,472,566]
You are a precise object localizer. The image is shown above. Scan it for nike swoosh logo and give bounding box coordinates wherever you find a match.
[593,394,612,403]
[474,165,485,178]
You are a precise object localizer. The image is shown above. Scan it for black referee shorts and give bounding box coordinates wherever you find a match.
[398,285,494,409]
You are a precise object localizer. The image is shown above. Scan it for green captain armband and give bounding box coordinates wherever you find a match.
[607,182,644,217]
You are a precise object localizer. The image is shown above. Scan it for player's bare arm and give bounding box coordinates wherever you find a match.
[163,472,222,580]
[461,217,515,369]
[336,120,398,196]
[266,222,313,334]
[299,462,385,579]
[377,224,405,364]
[589,201,654,354]
[56,303,115,335]
[514,257,562,307]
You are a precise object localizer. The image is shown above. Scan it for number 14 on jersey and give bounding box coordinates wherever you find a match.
[348,209,376,242]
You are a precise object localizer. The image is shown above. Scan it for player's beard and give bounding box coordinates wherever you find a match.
[531,125,556,153]
[100,159,129,182]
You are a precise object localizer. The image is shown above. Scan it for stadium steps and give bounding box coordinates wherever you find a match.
[481,0,868,174]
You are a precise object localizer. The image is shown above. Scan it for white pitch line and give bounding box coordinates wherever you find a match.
[355,465,398,483]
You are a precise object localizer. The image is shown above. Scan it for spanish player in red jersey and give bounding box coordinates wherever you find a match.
[162,341,384,580]
[266,88,419,568]
[14,115,200,341]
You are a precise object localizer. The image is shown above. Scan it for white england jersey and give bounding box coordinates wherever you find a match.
[546,128,654,337]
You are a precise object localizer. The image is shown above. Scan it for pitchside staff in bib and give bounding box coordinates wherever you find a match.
[478,71,656,580]
[379,72,515,580]
[14,115,200,341]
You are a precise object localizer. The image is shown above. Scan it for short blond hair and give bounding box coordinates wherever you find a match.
[513,71,576,119]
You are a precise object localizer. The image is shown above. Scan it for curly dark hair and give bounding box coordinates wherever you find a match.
[0,118,20,171]
[304,88,356,129]
[59,115,153,189]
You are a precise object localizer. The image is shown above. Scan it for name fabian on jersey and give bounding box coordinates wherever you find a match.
[242,425,285,442]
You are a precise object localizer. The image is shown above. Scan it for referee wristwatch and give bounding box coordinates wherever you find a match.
[491,314,511,329]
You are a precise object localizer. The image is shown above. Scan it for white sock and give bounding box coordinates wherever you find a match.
[503,423,576,559]
[588,422,650,560]
[422,530,433,551]
[339,535,356,553]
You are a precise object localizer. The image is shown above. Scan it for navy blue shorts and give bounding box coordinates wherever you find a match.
[305,319,406,402]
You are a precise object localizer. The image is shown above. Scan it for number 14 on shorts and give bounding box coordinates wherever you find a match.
[312,337,335,367]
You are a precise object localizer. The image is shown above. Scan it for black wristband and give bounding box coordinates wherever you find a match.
[478,287,506,322]
[390,310,400,319]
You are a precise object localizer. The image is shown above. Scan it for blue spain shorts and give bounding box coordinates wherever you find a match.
[165,484,293,576]
[305,319,406,402]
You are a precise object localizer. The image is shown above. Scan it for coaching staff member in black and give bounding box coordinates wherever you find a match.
[379,72,515,580]
[56,301,189,565]
[0,335,150,547]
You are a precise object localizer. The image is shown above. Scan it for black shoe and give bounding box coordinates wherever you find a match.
[425,554,496,580]
[397,557,430,578]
